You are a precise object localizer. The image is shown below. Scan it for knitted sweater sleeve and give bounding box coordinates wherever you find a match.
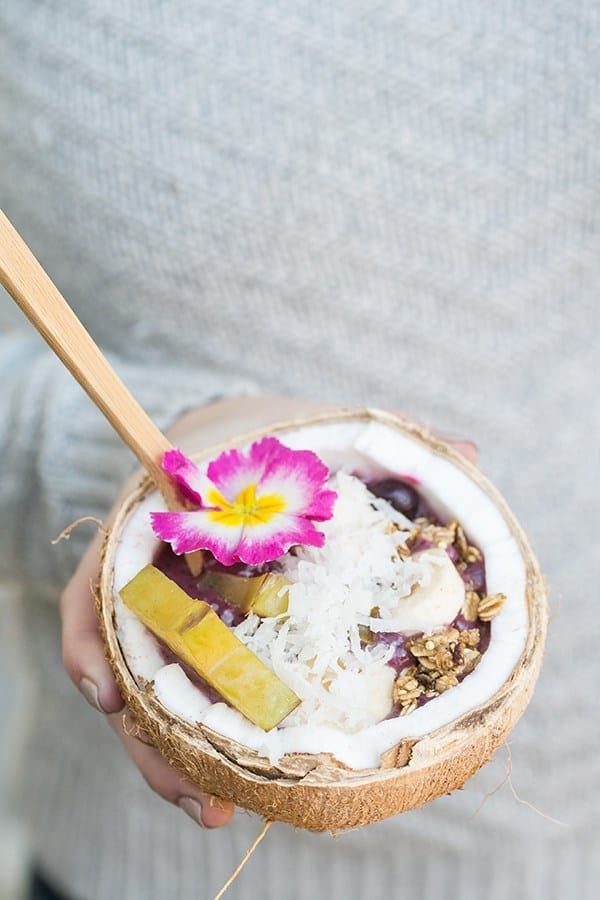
[0,329,257,594]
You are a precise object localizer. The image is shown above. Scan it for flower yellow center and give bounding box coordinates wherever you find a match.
[206,484,286,528]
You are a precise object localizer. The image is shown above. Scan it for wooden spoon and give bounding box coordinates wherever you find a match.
[0,208,181,510]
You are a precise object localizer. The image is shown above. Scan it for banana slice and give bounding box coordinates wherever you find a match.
[389,549,465,633]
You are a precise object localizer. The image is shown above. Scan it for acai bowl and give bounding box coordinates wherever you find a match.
[97,409,547,832]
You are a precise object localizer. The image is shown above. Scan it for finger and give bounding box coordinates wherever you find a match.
[392,411,478,465]
[110,711,235,829]
[60,531,124,714]
[440,437,479,465]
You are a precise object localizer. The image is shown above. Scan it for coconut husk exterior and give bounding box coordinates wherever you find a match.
[97,409,547,832]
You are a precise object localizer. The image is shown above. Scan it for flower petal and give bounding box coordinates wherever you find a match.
[162,449,213,506]
[257,444,336,519]
[150,510,243,565]
[206,443,268,504]
[234,513,325,566]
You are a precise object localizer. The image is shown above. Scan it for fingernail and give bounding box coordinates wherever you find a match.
[453,440,479,461]
[79,677,107,713]
[177,796,205,827]
[203,796,234,828]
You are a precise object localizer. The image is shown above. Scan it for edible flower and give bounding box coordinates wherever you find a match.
[150,437,337,566]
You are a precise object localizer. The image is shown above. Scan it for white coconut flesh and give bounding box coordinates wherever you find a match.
[112,418,528,771]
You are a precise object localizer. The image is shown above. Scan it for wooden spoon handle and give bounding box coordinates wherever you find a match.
[0,209,179,507]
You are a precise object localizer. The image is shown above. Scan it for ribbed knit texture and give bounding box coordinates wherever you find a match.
[1,2,598,898]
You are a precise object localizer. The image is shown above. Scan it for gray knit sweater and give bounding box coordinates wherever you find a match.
[1,2,598,899]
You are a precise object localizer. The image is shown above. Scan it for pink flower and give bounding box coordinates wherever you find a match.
[150,437,337,566]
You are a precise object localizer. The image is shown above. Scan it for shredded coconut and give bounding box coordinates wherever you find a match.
[232,473,459,732]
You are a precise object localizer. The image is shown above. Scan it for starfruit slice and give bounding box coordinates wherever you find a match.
[252,573,290,617]
[201,570,290,618]
[120,565,299,730]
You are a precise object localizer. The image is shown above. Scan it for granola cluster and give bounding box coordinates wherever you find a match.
[393,627,481,715]
[463,589,506,622]
[409,517,482,563]
[392,515,508,715]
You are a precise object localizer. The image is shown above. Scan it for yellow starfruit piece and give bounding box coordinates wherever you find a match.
[120,565,299,731]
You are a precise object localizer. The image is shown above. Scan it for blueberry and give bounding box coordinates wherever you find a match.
[368,478,420,519]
